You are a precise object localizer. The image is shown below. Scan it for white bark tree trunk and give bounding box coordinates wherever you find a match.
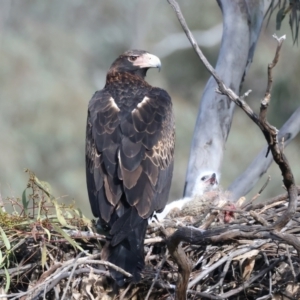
[184,0,265,197]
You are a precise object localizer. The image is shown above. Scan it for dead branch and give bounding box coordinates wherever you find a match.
[167,0,297,233]
[229,109,300,200]
[166,237,192,300]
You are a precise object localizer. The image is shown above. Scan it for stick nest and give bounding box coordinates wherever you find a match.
[1,171,300,300]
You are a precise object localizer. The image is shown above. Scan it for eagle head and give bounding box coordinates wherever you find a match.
[109,50,161,78]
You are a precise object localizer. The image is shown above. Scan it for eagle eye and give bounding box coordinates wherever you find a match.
[128,56,138,62]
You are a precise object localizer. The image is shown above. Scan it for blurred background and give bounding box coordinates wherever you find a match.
[0,0,299,218]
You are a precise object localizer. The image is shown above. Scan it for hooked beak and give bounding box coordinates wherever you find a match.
[133,53,161,71]
[205,173,218,186]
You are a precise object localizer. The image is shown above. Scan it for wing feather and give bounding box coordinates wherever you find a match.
[86,91,122,222]
[86,86,174,225]
[119,90,175,218]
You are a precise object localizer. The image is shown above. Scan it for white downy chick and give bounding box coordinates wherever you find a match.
[155,171,218,221]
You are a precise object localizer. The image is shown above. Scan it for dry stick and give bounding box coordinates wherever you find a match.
[247,186,300,211]
[262,252,272,299]
[145,253,168,300]
[258,36,298,231]
[250,211,269,227]
[31,268,109,300]
[119,283,133,300]
[219,256,285,299]
[145,245,154,262]
[5,268,109,300]
[272,231,300,254]
[248,175,271,204]
[285,244,296,279]
[188,240,268,288]
[144,236,163,244]
[61,252,85,300]
[186,290,223,300]
[159,223,191,300]
[167,0,297,232]
[169,224,292,247]
[0,263,35,276]
[214,258,232,294]
[167,239,192,300]
[20,255,132,300]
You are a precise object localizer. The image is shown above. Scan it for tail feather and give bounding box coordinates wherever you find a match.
[106,209,148,286]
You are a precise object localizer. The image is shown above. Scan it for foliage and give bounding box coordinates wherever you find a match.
[0,170,94,296]
[266,0,300,43]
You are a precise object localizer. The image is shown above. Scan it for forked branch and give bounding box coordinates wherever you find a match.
[167,0,297,231]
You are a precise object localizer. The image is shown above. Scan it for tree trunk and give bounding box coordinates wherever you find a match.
[184,0,265,197]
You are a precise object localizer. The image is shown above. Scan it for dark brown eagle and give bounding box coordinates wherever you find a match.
[85,50,175,286]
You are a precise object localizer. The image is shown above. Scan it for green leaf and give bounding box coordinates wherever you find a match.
[42,226,51,241]
[33,175,55,200]
[4,267,10,293]
[276,7,285,30]
[0,249,3,265]
[22,188,29,216]
[65,210,73,219]
[0,227,11,250]
[52,224,86,253]
[73,208,92,227]
[41,243,47,268]
[37,197,42,221]
[52,200,68,227]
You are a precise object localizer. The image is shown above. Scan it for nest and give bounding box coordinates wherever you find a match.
[1,171,300,300]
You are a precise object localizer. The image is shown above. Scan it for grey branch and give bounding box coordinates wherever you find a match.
[228,103,300,201]
[167,0,265,197]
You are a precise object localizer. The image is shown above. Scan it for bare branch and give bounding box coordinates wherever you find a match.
[229,109,300,200]
[165,228,192,300]
[167,0,296,231]
[145,254,167,300]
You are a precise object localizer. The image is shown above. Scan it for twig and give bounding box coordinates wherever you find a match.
[218,258,232,294]
[119,283,133,300]
[219,256,285,298]
[187,290,223,299]
[64,229,106,241]
[250,211,269,226]
[5,268,108,300]
[188,240,268,288]
[145,245,154,262]
[261,36,298,231]
[76,260,133,277]
[285,244,296,279]
[144,236,163,244]
[145,253,168,300]
[29,268,108,300]
[13,254,132,300]
[248,175,271,204]
[0,263,35,276]
[61,252,85,300]
[262,251,272,298]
